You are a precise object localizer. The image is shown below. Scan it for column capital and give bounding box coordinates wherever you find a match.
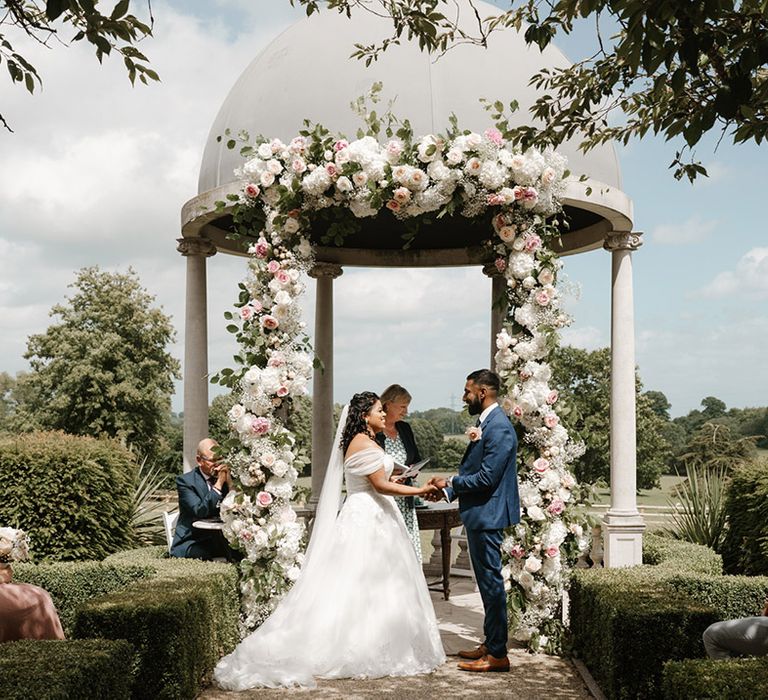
[308,262,343,279]
[482,261,504,278]
[177,237,217,258]
[603,231,643,252]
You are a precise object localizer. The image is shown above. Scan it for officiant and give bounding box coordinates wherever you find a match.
[376,384,423,562]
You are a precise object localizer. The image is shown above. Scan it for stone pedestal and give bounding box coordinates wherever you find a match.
[177,237,216,472]
[602,232,645,567]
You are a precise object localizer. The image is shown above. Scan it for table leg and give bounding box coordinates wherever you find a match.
[440,522,451,600]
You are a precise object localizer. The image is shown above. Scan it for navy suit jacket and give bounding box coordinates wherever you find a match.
[445,405,520,531]
[170,468,226,558]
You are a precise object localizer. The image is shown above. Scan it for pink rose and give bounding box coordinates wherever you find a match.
[545,545,559,558]
[386,199,400,212]
[484,127,503,146]
[523,233,542,253]
[254,238,269,258]
[289,136,306,153]
[393,187,411,204]
[239,530,254,542]
[509,544,526,559]
[533,458,550,474]
[325,163,338,177]
[494,257,507,273]
[498,225,517,243]
[547,499,565,515]
[544,414,559,429]
[251,299,263,313]
[512,405,523,418]
[465,426,482,442]
[275,270,291,285]
[252,416,271,435]
[261,315,279,330]
[291,158,307,174]
[239,306,254,321]
[276,386,289,397]
[256,491,273,507]
[535,290,551,306]
[513,185,526,200]
[492,213,507,232]
[244,183,260,198]
[546,390,559,405]
[267,355,285,367]
[333,139,349,152]
[267,260,281,274]
[487,193,506,206]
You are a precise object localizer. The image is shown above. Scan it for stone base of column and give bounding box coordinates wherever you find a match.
[602,512,646,568]
[423,530,443,577]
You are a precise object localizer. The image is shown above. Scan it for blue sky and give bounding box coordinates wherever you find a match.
[0,0,765,419]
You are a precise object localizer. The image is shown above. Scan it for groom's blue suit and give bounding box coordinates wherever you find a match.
[444,404,519,659]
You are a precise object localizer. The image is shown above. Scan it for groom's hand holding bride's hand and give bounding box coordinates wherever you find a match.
[422,477,448,502]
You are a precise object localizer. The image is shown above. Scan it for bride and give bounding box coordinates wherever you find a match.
[214,391,446,689]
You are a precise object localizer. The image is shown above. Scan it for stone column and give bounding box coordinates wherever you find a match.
[483,262,507,368]
[602,231,645,567]
[308,262,343,503]
[177,237,217,472]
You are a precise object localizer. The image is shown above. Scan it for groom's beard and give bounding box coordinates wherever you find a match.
[466,398,482,415]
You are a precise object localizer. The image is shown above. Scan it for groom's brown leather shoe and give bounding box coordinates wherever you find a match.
[457,644,487,660]
[457,654,510,673]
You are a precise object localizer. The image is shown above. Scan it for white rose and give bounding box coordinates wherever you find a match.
[257,143,272,159]
[524,555,542,573]
[259,171,275,188]
[527,505,546,521]
[336,176,353,192]
[266,159,283,175]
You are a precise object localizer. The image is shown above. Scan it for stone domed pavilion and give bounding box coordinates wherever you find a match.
[178,0,644,566]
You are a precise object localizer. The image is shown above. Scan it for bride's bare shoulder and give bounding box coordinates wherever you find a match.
[345,433,380,458]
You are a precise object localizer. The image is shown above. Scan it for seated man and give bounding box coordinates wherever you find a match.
[703,598,768,659]
[171,438,233,561]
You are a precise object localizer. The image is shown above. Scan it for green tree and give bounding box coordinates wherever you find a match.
[410,417,443,463]
[676,421,758,473]
[1,0,158,131]
[295,0,768,180]
[409,406,466,435]
[645,390,671,420]
[437,436,467,470]
[701,396,727,420]
[17,266,180,456]
[550,346,671,489]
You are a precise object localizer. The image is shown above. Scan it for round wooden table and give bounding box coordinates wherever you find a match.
[416,502,462,600]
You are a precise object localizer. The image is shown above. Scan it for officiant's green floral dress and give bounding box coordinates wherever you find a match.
[383,433,423,563]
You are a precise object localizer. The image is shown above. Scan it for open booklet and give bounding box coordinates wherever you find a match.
[392,457,430,480]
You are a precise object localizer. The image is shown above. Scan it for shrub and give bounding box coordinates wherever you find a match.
[0,638,134,700]
[75,547,239,700]
[720,459,768,575]
[643,532,723,576]
[0,432,135,560]
[666,573,768,621]
[12,560,152,634]
[662,657,768,700]
[570,568,718,699]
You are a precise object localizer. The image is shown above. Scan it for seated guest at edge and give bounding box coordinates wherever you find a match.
[703,598,768,659]
[0,560,65,643]
[375,384,423,562]
[171,438,233,561]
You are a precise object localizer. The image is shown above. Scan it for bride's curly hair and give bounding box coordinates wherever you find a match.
[340,391,379,455]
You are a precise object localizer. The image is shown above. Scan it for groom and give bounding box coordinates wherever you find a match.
[429,369,519,672]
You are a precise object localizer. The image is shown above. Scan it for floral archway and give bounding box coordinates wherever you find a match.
[214,91,590,652]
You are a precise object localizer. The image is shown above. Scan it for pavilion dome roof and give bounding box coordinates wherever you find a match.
[198,0,622,195]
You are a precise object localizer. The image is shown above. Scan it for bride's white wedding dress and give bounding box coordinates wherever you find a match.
[214,442,446,690]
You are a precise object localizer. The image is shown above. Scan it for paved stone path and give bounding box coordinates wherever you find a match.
[200,578,593,699]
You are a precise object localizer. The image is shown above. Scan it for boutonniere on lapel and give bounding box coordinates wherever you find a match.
[465,425,482,442]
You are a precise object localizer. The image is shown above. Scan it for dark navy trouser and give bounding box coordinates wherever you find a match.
[466,527,507,658]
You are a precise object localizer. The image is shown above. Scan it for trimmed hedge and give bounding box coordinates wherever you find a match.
[570,568,718,699]
[662,657,768,699]
[720,459,768,575]
[666,573,768,620]
[12,560,152,634]
[0,639,134,700]
[0,431,135,560]
[74,547,239,700]
[642,533,723,576]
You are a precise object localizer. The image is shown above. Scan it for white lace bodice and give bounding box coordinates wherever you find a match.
[344,447,393,496]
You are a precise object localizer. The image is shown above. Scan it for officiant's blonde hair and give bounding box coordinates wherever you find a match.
[380,384,412,406]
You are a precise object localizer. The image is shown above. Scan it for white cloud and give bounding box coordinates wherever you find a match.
[560,325,605,350]
[697,247,768,299]
[651,216,718,245]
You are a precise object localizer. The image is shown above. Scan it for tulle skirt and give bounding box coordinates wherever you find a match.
[214,491,445,689]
